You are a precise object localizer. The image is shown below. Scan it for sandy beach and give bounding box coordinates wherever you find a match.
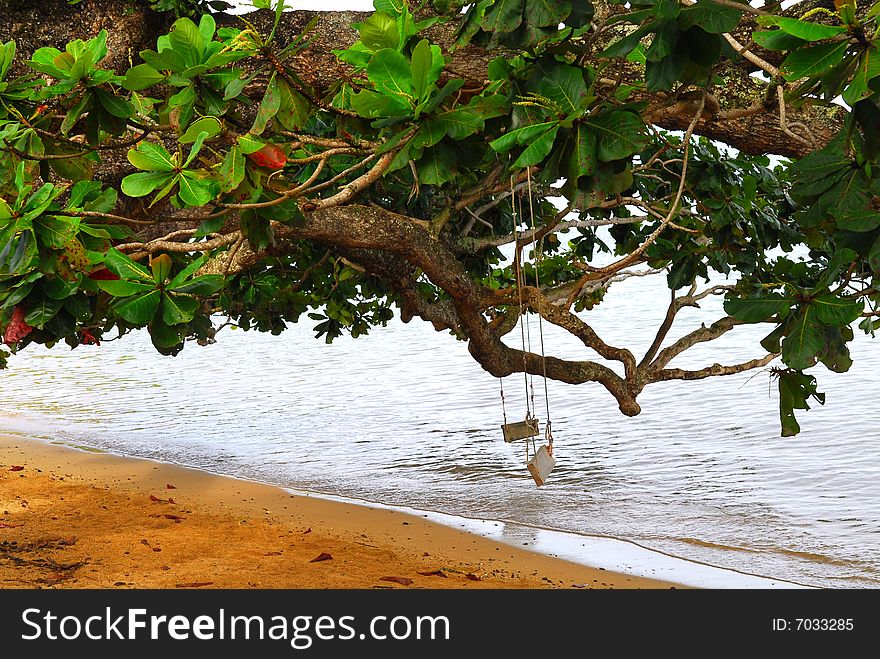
[0,434,677,589]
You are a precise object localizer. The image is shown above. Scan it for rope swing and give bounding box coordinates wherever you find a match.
[499,169,556,486]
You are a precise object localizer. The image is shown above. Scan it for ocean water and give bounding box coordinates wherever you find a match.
[2,270,878,588]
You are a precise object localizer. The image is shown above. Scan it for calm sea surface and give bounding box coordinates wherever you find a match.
[1,272,878,587]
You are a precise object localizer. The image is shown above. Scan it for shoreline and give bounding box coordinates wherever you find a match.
[1,434,677,589]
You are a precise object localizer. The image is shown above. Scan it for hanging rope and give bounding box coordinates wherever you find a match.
[510,173,532,419]
[525,168,554,450]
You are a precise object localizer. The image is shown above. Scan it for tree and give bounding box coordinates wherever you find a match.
[0,0,877,436]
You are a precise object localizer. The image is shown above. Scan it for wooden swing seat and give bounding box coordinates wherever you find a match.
[501,417,540,443]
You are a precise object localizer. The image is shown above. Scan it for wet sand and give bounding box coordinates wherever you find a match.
[0,435,678,589]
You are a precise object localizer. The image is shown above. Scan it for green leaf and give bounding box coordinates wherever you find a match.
[367,48,414,104]
[781,310,823,369]
[219,145,246,193]
[161,291,198,325]
[96,279,155,297]
[122,63,166,91]
[93,88,134,118]
[813,293,863,325]
[584,111,648,162]
[569,124,597,179]
[777,370,824,437]
[169,274,224,295]
[524,0,571,26]
[480,0,524,35]
[237,133,266,154]
[24,298,63,328]
[435,107,482,140]
[167,256,207,288]
[151,253,172,284]
[836,210,880,232]
[358,12,400,51]
[103,248,154,283]
[513,124,559,167]
[782,41,850,81]
[679,1,742,34]
[410,39,434,103]
[350,89,410,118]
[752,30,806,52]
[490,121,559,152]
[417,142,456,185]
[724,294,794,322]
[168,18,205,69]
[599,22,654,59]
[645,49,687,90]
[252,73,281,135]
[127,141,176,172]
[177,172,219,207]
[760,16,848,41]
[44,274,80,300]
[192,215,226,240]
[113,288,160,324]
[275,77,310,131]
[148,316,184,351]
[121,171,175,198]
[868,234,880,273]
[180,116,222,143]
[538,64,589,114]
[240,211,273,251]
[34,215,77,249]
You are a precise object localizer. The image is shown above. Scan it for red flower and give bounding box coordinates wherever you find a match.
[80,329,100,346]
[88,268,120,281]
[3,306,33,346]
[246,144,287,170]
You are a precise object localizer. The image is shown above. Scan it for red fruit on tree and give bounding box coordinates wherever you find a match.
[246,143,287,170]
[3,306,33,346]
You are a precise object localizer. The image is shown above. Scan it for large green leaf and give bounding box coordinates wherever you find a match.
[252,73,281,135]
[113,288,161,324]
[584,111,648,162]
[513,124,559,167]
[679,1,742,34]
[96,279,156,297]
[34,215,78,249]
[599,22,655,59]
[358,12,400,51]
[410,39,433,103]
[180,116,221,143]
[417,142,457,185]
[480,0,524,34]
[777,370,824,437]
[177,172,219,207]
[24,298,63,328]
[121,171,175,198]
[219,145,246,193]
[538,64,589,115]
[490,121,559,152]
[367,48,414,104]
[161,291,199,325]
[122,63,166,91]
[760,16,848,41]
[724,294,794,322]
[752,30,806,52]
[782,41,850,81]
[834,210,880,232]
[524,0,571,26]
[569,124,597,179]
[275,78,310,131]
[168,17,205,69]
[169,274,224,295]
[813,293,863,325]
[781,310,823,369]
[127,141,176,172]
[103,248,154,283]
